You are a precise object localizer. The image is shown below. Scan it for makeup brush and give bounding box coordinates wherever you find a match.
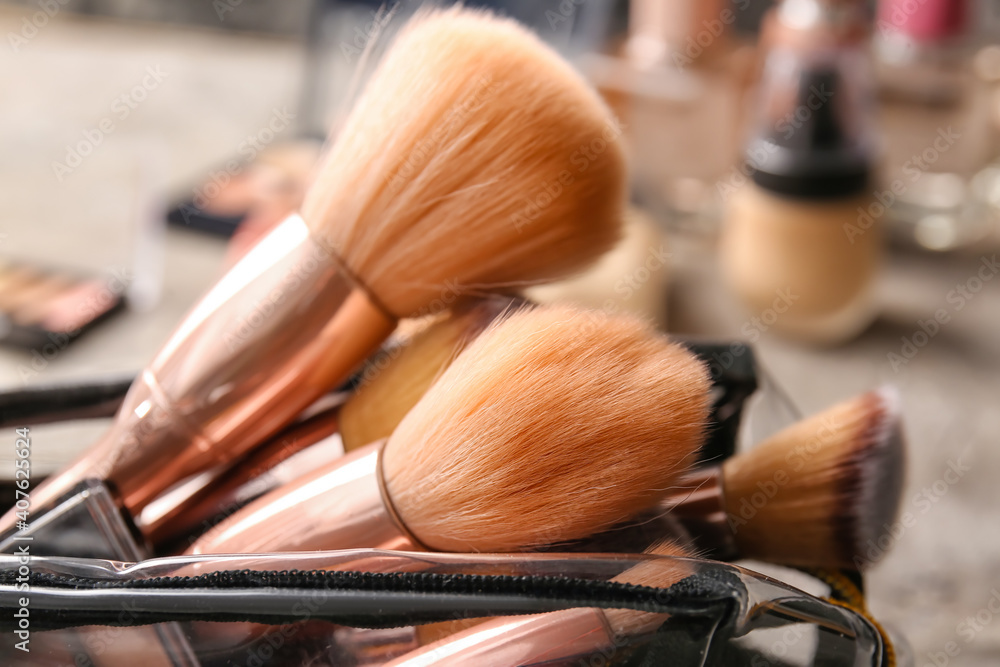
[384,540,693,667]
[340,295,526,452]
[665,387,905,570]
[4,7,625,535]
[141,296,523,548]
[187,305,710,555]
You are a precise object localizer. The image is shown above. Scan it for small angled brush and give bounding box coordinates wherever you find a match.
[665,387,905,570]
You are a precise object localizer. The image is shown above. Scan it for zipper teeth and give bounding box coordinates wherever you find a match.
[0,568,726,612]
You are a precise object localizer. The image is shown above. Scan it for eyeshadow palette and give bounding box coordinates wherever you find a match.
[0,261,126,348]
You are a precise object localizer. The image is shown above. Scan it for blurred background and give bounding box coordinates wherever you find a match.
[0,0,998,663]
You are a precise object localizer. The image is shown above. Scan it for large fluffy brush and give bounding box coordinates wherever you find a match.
[187,305,710,555]
[4,8,625,534]
[381,306,709,553]
[667,387,905,570]
[302,7,625,317]
[385,541,694,667]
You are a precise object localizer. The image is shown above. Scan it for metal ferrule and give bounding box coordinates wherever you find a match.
[138,399,346,547]
[188,441,415,555]
[660,466,740,560]
[17,214,396,525]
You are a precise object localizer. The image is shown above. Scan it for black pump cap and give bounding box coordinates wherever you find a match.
[747,67,873,199]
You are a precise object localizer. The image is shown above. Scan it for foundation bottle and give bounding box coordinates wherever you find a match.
[720,0,881,345]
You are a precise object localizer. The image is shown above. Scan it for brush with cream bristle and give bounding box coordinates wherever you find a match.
[340,295,527,452]
[141,296,523,548]
[3,8,625,536]
[187,305,710,555]
[385,541,694,667]
[665,387,905,570]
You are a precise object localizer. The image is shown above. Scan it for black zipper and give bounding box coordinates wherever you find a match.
[0,567,742,631]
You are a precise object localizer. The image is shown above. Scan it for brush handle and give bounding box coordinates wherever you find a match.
[661,466,739,560]
[385,608,613,667]
[2,215,396,535]
[139,400,345,548]
[0,373,135,427]
[187,441,413,555]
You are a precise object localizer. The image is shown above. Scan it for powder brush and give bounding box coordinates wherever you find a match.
[188,305,710,555]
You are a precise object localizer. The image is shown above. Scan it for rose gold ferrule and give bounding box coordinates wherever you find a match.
[187,441,415,555]
[8,214,398,533]
[140,400,346,548]
[387,608,615,667]
[661,466,739,560]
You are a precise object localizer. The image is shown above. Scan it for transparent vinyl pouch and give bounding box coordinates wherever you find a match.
[0,549,892,667]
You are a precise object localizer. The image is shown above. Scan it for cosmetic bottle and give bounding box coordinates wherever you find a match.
[720,0,881,345]
[582,0,748,233]
[873,0,998,251]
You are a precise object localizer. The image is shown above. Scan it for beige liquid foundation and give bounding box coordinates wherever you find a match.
[721,0,881,345]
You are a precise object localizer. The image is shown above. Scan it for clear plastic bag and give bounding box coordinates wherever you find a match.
[0,548,891,666]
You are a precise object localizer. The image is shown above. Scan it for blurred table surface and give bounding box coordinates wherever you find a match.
[1,7,1000,665]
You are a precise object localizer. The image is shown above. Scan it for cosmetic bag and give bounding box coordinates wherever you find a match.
[0,548,897,667]
[0,341,905,665]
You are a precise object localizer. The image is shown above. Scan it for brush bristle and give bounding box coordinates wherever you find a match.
[383,305,710,552]
[340,296,523,451]
[300,8,625,317]
[722,387,906,569]
[604,540,694,638]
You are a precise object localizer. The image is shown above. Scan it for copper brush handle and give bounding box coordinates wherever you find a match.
[386,608,616,667]
[5,214,396,533]
[139,400,346,548]
[187,441,416,556]
[661,466,740,560]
